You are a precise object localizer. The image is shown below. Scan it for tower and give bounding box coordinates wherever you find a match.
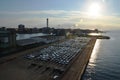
[47,18,49,28]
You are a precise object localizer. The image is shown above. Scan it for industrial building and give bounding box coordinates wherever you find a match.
[0,28,16,49]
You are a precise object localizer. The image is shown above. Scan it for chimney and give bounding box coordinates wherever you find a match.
[47,18,48,28]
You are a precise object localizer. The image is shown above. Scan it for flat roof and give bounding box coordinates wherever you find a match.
[0,31,10,34]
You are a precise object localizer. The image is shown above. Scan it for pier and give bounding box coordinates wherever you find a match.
[0,37,97,80]
[61,37,96,80]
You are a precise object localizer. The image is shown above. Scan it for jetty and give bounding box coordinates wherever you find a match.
[61,37,96,80]
[0,37,97,80]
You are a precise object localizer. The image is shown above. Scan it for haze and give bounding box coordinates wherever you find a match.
[0,0,120,30]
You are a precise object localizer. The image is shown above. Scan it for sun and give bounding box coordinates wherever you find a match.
[88,2,101,17]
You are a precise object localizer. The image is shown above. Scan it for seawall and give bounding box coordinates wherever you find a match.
[61,37,97,80]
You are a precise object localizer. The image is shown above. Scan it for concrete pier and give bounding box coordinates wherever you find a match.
[0,37,97,80]
[61,37,97,80]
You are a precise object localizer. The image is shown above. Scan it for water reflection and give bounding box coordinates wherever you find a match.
[89,33,101,36]
[16,33,47,40]
[89,39,101,67]
[83,40,101,80]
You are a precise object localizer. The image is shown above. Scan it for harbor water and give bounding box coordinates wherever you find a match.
[16,33,47,40]
[82,30,120,80]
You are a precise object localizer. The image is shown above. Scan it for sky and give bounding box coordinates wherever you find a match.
[0,0,120,30]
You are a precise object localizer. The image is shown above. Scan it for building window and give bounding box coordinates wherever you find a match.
[0,37,8,43]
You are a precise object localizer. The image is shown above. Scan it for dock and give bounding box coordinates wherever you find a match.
[61,37,96,80]
[0,37,97,80]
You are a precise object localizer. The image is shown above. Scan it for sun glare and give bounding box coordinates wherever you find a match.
[88,3,101,17]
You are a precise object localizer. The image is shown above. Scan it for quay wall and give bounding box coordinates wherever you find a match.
[61,37,97,80]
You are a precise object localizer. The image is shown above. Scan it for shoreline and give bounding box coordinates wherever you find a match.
[80,37,97,80]
[61,37,97,80]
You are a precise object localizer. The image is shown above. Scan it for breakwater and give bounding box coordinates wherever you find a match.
[61,37,97,80]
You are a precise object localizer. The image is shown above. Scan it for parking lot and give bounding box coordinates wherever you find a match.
[24,37,91,65]
[0,37,91,80]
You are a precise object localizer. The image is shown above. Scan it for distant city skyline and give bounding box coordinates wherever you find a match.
[0,0,120,30]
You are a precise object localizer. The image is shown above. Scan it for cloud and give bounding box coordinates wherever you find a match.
[0,10,66,15]
[0,10,120,30]
[0,10,89,17]
[75,15,120,30]
[0,10,87,26]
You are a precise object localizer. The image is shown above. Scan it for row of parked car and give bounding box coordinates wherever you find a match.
[24,37,91,65]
